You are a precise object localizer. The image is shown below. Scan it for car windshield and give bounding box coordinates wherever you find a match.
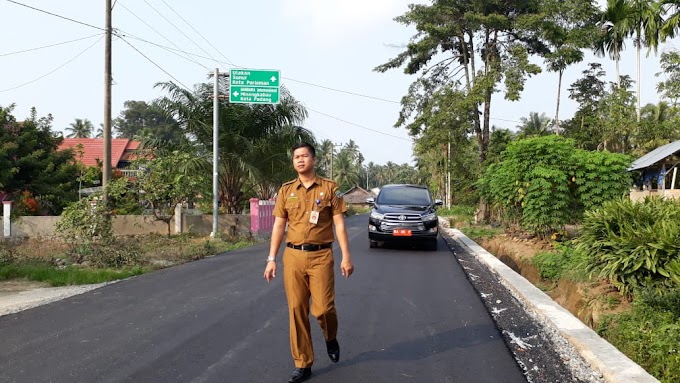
[376,186,431,205]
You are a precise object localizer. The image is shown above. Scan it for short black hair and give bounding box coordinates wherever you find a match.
[292,142,316,158]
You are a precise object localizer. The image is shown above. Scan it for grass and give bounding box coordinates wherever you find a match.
[599,288,680,383]
[0,234,259,287]
[438,205,476,228]
[531,242,590,282]
[460,226,504,242]
[0,264,146,286]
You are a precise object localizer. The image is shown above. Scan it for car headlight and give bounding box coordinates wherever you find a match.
[421,212,437,221]
[370,211,384,220]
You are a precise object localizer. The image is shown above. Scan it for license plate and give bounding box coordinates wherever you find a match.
[393,229,412,236]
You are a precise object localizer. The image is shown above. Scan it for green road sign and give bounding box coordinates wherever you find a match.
[229,69,280,104]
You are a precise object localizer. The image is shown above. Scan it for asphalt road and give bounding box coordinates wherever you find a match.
[0,214,529,383]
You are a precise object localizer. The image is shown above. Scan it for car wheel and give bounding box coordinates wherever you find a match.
[369,240,378,248]
[427,239,438,251]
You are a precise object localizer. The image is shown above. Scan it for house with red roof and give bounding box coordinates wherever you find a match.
[58,138,141,176]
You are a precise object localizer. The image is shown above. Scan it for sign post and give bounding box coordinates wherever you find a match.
[229,69,280,104]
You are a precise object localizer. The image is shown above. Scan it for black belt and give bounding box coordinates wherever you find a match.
[286,242,332,251]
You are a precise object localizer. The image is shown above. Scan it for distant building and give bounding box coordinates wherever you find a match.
[58,138,142,196]
[628,140,680,201]
[58,138,141,176]
[340,186,376,208]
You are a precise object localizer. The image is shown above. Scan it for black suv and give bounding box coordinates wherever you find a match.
[367,184,443,250]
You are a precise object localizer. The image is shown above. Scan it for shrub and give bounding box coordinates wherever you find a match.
[532,242,589,281]
[56,197,111,241]
[0,241,18,267]
[478,136,631,237]
[599,288,680,383]
[461,226,503,242]
[576,197,680,296]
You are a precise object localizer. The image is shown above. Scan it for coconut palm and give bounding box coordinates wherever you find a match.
[316,139,335,177]
[66,118,94,138]
[333,150,359,191]
[517,112,552,137]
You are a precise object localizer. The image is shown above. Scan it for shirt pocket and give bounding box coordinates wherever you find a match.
[285,200,303,221]
[318,197,333,219]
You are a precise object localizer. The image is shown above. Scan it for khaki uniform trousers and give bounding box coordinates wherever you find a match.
[283,246,338,368]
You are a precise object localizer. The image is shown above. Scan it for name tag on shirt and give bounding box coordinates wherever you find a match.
[309,210,319,224]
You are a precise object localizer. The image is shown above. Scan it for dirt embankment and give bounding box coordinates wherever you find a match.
[477,233,629,329]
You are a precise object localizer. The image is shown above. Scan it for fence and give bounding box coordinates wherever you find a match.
[250,198,275,234]
[1,199,276,239]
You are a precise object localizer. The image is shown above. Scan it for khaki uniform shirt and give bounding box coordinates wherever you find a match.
[273,177,346,245]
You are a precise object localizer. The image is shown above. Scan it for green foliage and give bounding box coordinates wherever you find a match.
[571,150,632,211]
[114,100,187,145]
[438,205,476,218]
[657,50,680,105]
[461,226,503,242]
[532,242,589,281]
[56,197,112,241]
[0,263,145,286]
[132,150,208,235]
[478,135,632,237]
[0,105,79,214]
[67,238,141,268]
[599,288,680,383]
[523,166,571,236]
[106,178,144,215]
[575,197,680,295]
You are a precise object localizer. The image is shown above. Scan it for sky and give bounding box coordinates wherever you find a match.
[1,0,678,166]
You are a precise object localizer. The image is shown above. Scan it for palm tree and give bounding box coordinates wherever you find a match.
[542,0,599,131]
[660,0,680,40]
[156,81,311,213]
[595,0,632,88]
[333,150,359,190]
[316,139,335,177]
[627,0,663,121]
[517,112,551,137]
[66,118,94,138]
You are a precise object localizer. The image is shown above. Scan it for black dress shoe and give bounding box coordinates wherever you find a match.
[288,367,311,383]
[326,339,340,363]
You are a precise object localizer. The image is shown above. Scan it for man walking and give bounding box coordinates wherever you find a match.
[264,142,354,383]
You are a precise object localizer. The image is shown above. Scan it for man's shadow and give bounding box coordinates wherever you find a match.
[313,323,500,375]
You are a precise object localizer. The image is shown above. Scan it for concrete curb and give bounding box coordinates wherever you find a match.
[442,226,659,383]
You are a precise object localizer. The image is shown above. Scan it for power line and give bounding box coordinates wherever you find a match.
[307,108,412,142]
[284,77,401,104]
[118,36,191,91]
[6,0,400,106]
[0,36,103,92]
[0,34,103,57]
[159,0,235,66]
[118,31,213,70]
[5,0,105,31]
[116,0,209,70]
[141,0,222,68]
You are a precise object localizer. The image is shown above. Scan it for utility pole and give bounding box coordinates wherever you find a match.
[208,69,229,238]
[446,132,451,208]
[102,0,112,200]
[329,143,342,181]
[210,68,221,238]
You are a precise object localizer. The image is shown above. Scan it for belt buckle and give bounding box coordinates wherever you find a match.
[302,244,313,251]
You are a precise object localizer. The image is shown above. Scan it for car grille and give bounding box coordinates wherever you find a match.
[379,213,425,232]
